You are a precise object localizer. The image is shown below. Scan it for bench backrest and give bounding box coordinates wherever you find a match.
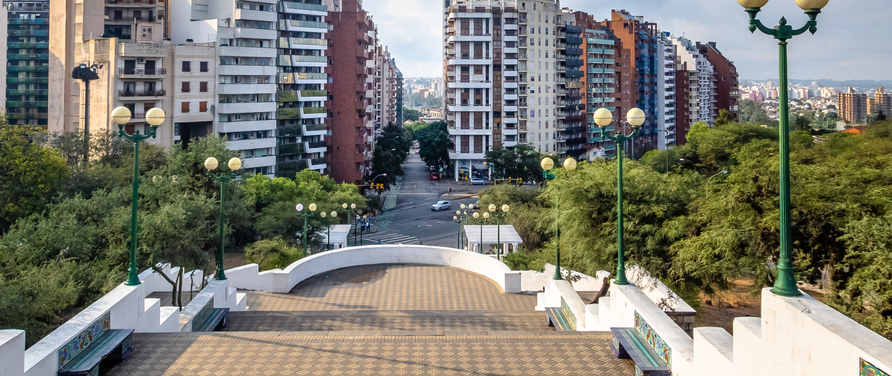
[192,299,214,329]
[559,296,577,330]
[57,312,110,369]
[634,310,671,368]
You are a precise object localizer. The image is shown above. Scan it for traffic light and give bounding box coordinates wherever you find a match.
[378,183,384,189]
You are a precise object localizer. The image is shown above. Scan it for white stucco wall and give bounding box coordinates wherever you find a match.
[225,245,515,293]
[0,330,25,376]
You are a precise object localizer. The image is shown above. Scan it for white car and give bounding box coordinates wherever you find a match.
[470,178,486,185]
[431,201,451,211]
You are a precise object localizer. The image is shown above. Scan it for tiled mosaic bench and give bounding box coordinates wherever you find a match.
[545,296,577,331]
[57,312,133,376]
[610,327,670,376]
[192,298,229,332]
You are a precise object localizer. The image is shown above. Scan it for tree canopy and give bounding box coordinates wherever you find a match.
[417,121,452,172]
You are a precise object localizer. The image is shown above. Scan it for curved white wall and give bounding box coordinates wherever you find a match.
[226,245,517,293]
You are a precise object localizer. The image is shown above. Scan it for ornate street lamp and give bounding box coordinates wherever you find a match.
[737,0,827,297]
[594,107,646,285]
[488,204,510,260]
[541,156,577,280]
[296,203,317,257]
[342,203,357,246]
[320,211,337,250]
[360,214,368,245]
[205,156,242,280]
[114,106,164,286]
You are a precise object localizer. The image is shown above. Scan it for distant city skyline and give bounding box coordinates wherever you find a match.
[366,0,889,80]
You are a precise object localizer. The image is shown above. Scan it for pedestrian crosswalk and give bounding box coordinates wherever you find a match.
[361,231,420,245]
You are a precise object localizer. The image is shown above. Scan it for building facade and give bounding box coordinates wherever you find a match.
[4,0,49,127]
[328,0,376,184]
[839,87,867,124]
[867,87,892,118]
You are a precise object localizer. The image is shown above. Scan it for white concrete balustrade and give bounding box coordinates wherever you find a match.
[3,245,892,375]
[0,265,246,376]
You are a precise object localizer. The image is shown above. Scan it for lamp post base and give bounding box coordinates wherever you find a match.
[771,265,801,297]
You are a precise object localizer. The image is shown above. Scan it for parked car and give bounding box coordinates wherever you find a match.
[470,178,486,185]
[431,201,451,211]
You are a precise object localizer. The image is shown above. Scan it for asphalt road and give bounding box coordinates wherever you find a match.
[368,149,486,248]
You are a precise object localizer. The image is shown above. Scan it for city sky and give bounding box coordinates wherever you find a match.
[365,0,889,81]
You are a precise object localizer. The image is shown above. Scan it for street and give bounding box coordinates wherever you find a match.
[359,149,487,247]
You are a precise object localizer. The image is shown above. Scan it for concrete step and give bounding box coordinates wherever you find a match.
[222,310,554,332]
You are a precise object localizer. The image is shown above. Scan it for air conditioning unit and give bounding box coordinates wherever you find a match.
[137,58,145,64]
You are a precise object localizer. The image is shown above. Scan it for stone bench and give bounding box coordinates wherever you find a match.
[610,327,670,376]
[193,307,229,332]
[56,314,134,376]
[545,296,577,331]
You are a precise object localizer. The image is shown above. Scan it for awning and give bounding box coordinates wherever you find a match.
[464,225,523,245]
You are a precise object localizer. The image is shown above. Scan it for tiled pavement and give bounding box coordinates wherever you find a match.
[106,264,634,375]
[108,331,633,376]
[245,264,537,312]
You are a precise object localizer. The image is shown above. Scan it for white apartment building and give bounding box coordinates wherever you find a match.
[673,36,716,126]
[172,0,279,176]
[518,0,559,154]
[657,35,677,150]
[275,0,330,176]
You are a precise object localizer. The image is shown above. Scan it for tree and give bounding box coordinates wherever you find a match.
[245,238,303,271]
[370,123,411,189]
[417,121,453,172]
[715,109,734,127]
[403,108,421,122]
[0,124,69,230]
[484,144,542,183]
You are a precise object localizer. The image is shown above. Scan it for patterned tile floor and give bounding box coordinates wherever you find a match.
[105,265,634,375]
[108,331,634,376]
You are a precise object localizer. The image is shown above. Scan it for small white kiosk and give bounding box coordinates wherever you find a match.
[320,224,351,251]
[463,225,523,257]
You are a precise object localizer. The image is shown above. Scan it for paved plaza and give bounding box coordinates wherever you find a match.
[107,265,634,375]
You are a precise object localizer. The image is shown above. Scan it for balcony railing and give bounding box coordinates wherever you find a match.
[118,89,166,97]
[118,68,166,76]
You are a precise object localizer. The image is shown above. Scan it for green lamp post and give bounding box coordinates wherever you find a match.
[594,107,646,286]
[737,0,828,297]
[296,203,317,257]
[342,203,357,246]
[114,106,165,286]
[453,214,462,249]
[320,211,337,250]
[540,156,577,280]
[205,156,242,280]
[488,204,510,261]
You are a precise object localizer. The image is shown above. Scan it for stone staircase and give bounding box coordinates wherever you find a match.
[222,310,553,332]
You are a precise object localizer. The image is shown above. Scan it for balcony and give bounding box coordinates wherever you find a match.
[118,68,167,78]
[304,140,327,152]
[7,42,49,49]
[118,89,166,98]
[278,143,304,155]
[303,123,327,135]
[105,0,158,6]
[280,1,327,13]
[7,77,48,84]
[6,66,48,73]
[7,89,48,96]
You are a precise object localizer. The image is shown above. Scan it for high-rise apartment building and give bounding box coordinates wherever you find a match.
[373,47,398,132]
[573,11,620,160]
[555,12,585,158]
[867,87,892,118]
[395,69,404,125]
[657,35,677,150]
[518,0,561,156]
[839,87,867,124]
[702,42,739,116]
[4,0,49,127]
[274,0,331,177]
[328,0,376,184]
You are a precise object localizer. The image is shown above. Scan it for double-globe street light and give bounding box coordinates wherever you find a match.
[471,211,490,254]
[540,156,577,280]
[112,106,165,286]
[319,210,338,250]
[204,156,243,280]
[453,204,469,250]
[488,204,509,261]
[342,203,357,246]
[736,0,828,297]
[593,107,646,286]
[296,203,317,257]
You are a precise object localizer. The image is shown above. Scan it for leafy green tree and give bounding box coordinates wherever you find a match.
[0,124,69,230]
[245,238,304,271]
[370,123,411,188]
[716,109,734,127]
[484,144,542,183]
[417,121,452,172]
[403,108,421,122]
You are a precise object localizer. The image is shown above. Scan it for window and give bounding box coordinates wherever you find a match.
[181,102,190,113]
[200,61,209,72]
[199,82,208,92]
[182,81,191,93]
[199,101,208,112]
[182,61,191,72]
[194,4,207,11]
